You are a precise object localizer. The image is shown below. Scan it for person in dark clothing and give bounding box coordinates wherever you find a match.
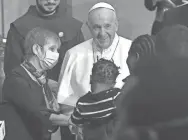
[120,34,156,107]
[126,34,156,75]
[3,27,72,140]
[70,58,121,140]
[114,25,188,140]
[162,2,188,29]
[4,0,84,81]
[0,102,33,140]
[4,2,85,138]
[144,0,183,35]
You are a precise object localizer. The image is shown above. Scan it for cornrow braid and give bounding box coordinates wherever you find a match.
[91,58,120,84]
[129,34,156,58]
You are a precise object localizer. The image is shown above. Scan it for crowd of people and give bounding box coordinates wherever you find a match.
[1,0,188,140]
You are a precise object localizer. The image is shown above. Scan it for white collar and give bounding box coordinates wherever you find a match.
[92,33,119,53]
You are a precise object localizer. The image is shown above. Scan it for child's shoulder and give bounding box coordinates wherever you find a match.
[93,88,121,101]
[76,92,92,104]
[107,88,121,97]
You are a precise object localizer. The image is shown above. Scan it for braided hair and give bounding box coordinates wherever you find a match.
[129,34,156,58]
[91,58,120,84]
[127,34,156,75]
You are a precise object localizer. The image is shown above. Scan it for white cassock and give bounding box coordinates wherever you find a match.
[57,34,132,106]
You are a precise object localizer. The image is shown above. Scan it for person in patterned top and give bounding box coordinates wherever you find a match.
[70,58,121,140]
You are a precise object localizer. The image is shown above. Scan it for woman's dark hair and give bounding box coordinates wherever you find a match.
[91,58,120,84]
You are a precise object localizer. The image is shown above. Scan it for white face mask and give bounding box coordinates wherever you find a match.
[43,50,59,69]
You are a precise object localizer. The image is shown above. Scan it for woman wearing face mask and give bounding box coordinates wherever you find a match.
[2,27,72,140]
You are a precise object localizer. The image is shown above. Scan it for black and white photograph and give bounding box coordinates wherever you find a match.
[1,0,188,140]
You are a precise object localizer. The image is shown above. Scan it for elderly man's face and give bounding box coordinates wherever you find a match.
[88,8,118,49]
[37,0,60,13]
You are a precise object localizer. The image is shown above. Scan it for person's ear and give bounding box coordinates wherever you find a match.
[86,21,92,32]
[32,44,42,57]
[136,53,140,61]
[32,44,39,56]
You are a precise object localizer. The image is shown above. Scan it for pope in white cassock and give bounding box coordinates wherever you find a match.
[57,2,132,107]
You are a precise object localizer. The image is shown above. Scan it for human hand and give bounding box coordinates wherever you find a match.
[48,79,59,95]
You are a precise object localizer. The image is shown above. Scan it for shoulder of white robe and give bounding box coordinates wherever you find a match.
[57,50,78,97]
[119,36,132,46]
[58,51,71,84]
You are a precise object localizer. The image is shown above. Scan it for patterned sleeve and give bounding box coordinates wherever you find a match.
[71,100,85,125]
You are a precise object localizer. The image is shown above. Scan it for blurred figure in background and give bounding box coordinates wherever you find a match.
[144,0,183,35]
[162,0,188,28]
[114,25,188,140]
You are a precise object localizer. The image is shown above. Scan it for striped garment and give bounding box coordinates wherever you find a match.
[71,88,121,125]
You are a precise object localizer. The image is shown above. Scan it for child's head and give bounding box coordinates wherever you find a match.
[90,58,120,92]
[127,34,156,74]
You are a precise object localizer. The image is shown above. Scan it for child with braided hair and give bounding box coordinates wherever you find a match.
[126,34,156,75]
[70,58,121,140]
[121,34,156,97]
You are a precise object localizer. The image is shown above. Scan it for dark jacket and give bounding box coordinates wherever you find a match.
[0,102,33,140]
[3,66,54,140]
[144,0,183,35]
[162,3,188,28]
[119,72,188,140]
[4,5,85,81]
